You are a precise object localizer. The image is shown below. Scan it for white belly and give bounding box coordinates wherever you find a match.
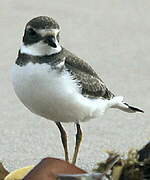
[12,63,110,122]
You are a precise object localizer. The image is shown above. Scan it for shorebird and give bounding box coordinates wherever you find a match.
[12,16,144,164]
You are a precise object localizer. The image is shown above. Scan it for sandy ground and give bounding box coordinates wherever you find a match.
[0,0,150,172]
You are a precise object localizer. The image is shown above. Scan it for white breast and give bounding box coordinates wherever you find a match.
[12,62,110,123]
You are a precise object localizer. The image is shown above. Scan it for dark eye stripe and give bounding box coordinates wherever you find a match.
[23,28,42,45]
[28,28,37,36]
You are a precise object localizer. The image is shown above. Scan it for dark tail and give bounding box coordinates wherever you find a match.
[110,96,144,113]
[124,103,144,113]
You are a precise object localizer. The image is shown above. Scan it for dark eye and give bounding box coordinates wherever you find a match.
[28,28,37,37]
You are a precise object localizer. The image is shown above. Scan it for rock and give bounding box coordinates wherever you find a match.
[0,163,9,180]
[138,141,150,161]
[23,157,86,180]
[22,158,107,180]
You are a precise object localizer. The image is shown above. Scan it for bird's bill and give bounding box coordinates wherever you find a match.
[44,36,57,48]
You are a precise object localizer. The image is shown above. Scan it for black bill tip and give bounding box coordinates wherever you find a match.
[44,36,57,48]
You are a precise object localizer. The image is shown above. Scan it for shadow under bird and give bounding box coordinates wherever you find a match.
[12,16,144,164]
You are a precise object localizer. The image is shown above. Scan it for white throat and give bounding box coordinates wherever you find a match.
[20,41,62,56]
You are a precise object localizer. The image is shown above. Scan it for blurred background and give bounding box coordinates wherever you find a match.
[0,0,150,171]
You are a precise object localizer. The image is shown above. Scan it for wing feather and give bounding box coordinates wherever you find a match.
[64,52,114,99]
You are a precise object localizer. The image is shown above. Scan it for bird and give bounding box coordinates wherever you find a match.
[12,16,144,164]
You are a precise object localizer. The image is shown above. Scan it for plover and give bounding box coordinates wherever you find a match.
[12,16,144,164]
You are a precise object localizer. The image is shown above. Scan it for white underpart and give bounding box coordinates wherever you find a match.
[12,62,125,123]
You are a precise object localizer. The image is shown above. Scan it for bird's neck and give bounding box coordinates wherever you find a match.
[20,42,62,56]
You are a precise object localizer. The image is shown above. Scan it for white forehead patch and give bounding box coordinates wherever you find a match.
[37,29,60,37]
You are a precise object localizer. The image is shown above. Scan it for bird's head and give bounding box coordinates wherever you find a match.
[20,16,62,56]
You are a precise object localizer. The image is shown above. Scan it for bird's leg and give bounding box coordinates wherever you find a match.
[56,122,69,162]
[72,123,82,164]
